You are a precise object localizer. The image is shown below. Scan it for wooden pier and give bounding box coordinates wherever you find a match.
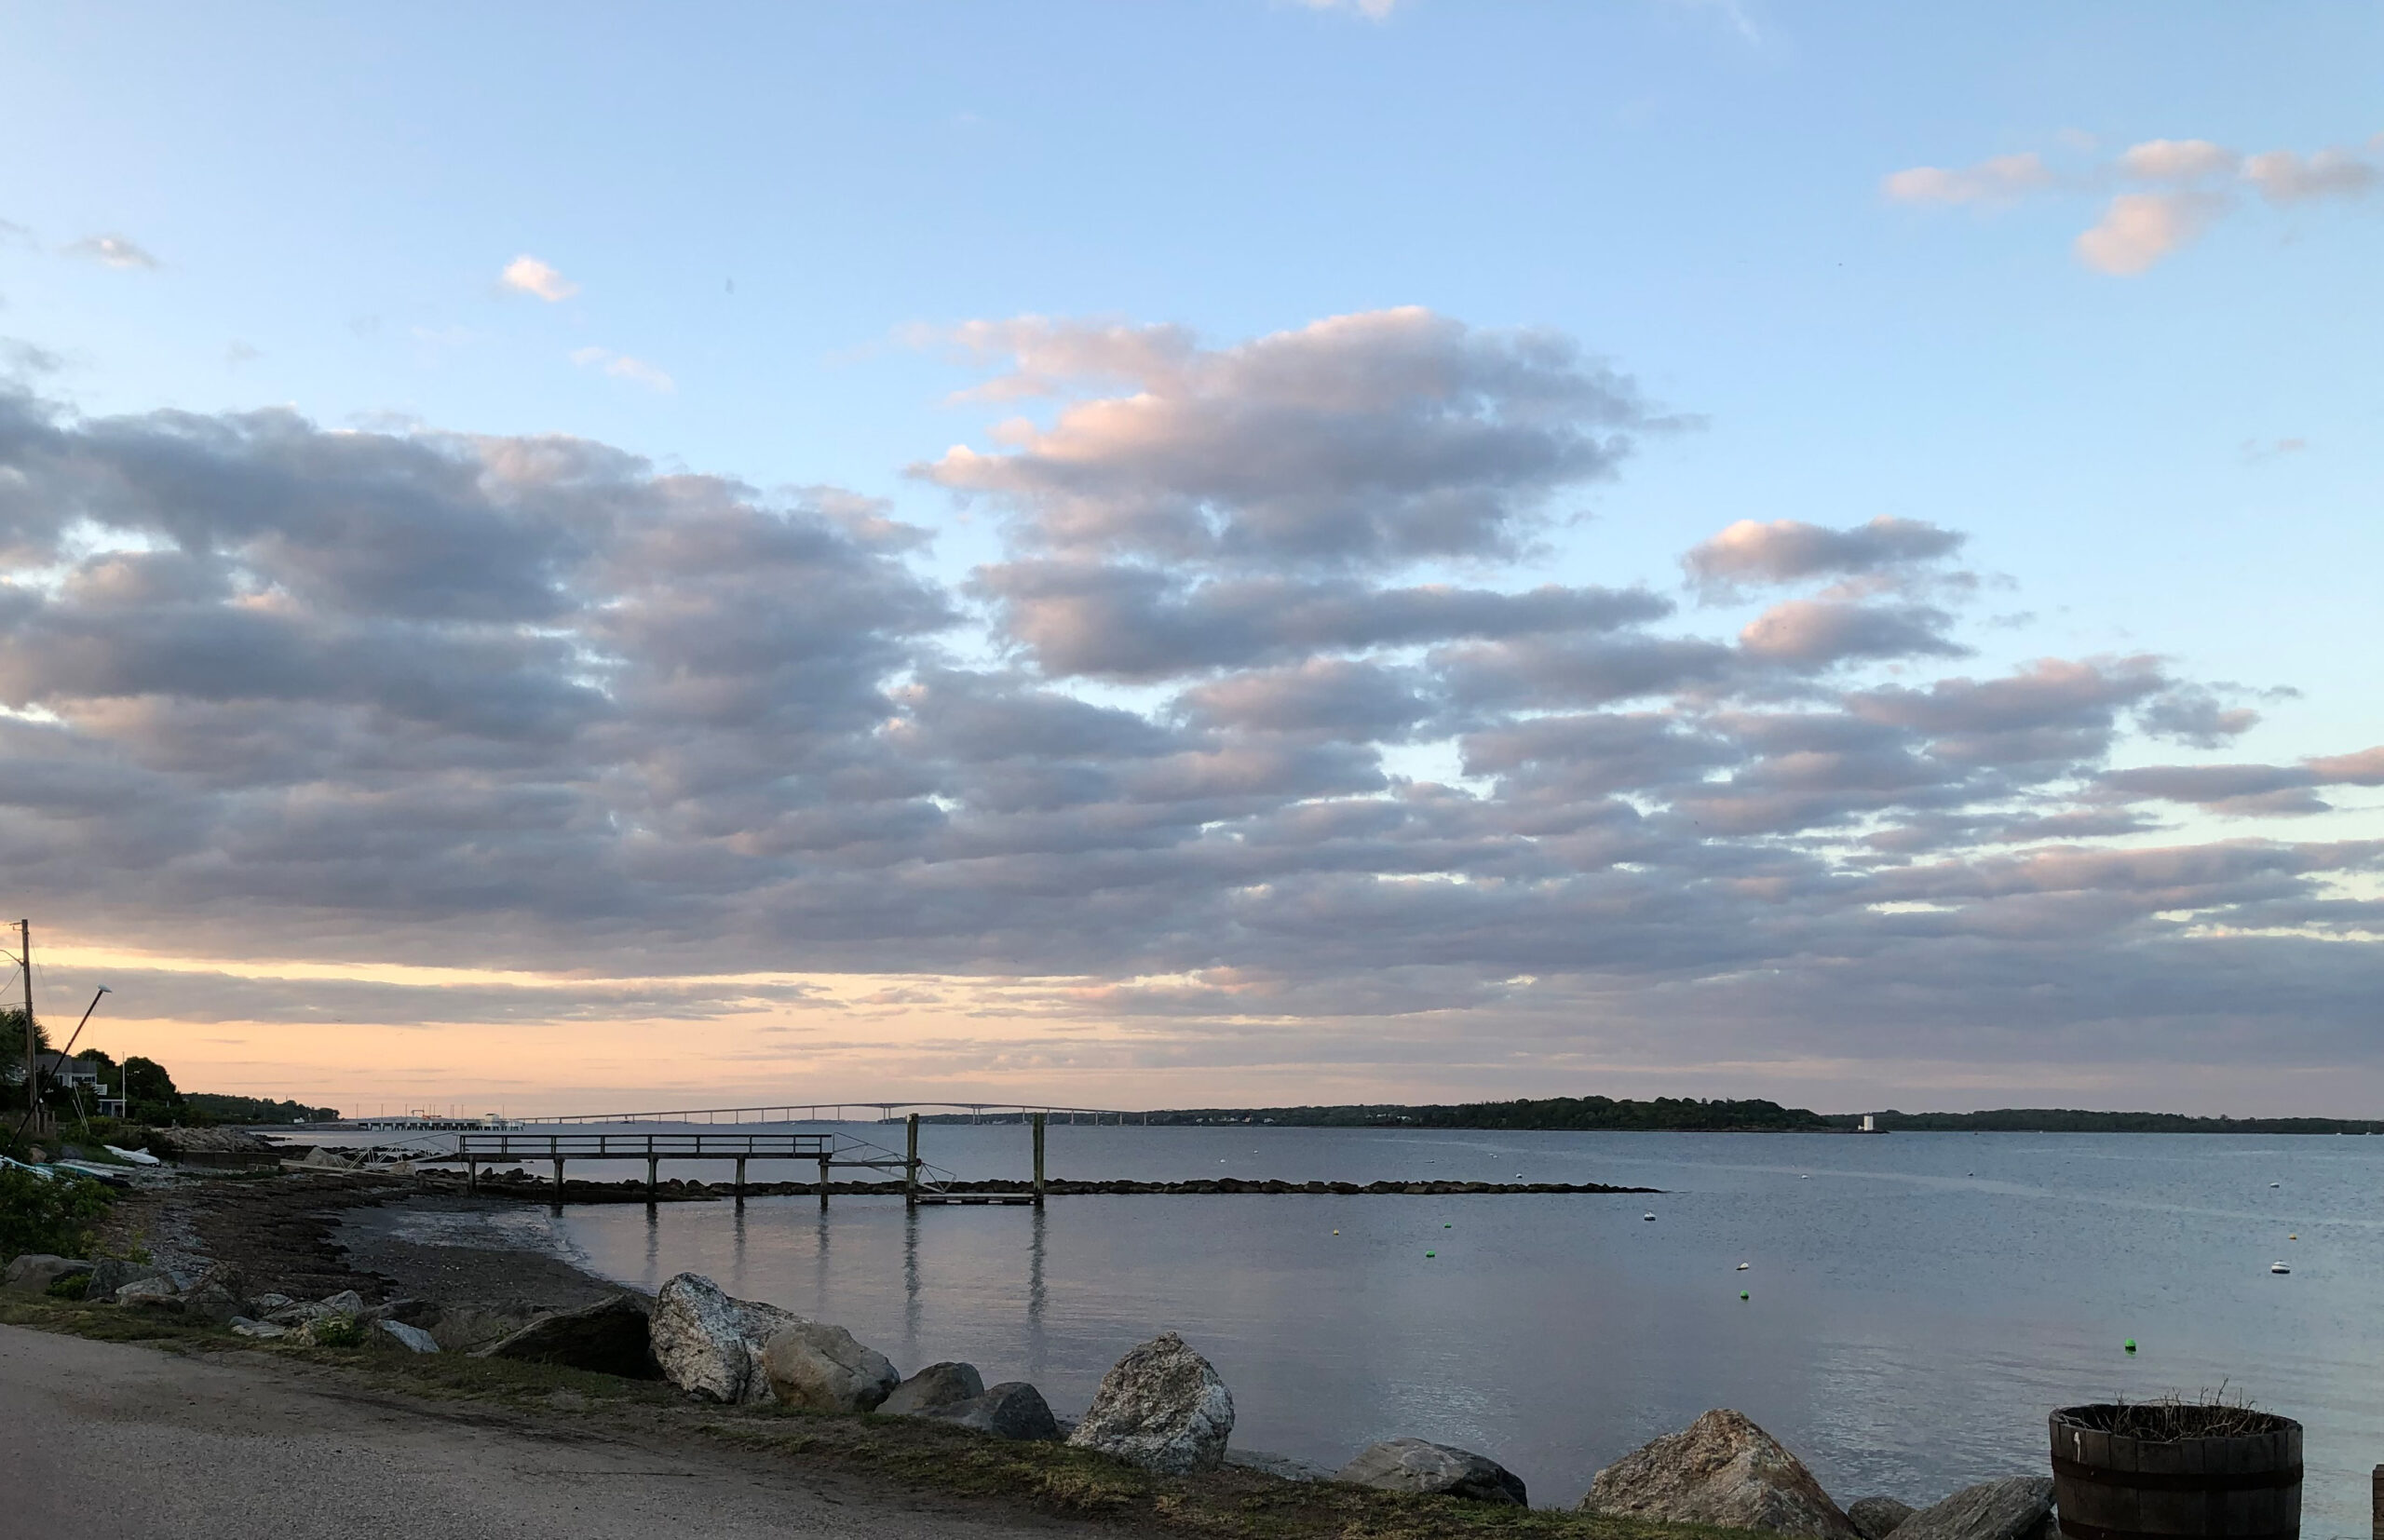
[424,1112,1059,1207]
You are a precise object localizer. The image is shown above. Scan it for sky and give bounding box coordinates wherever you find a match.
[0,1,2377,1117]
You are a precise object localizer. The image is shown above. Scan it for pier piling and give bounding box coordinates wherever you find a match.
[552,1155,563,1196]
[905,1114,920,1208]
[645,1155,657,1202]
[818,1154,830,1209]
[1032,1112,1046,1208]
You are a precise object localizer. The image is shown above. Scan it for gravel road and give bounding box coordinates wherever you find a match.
[3,1324,1076,1540]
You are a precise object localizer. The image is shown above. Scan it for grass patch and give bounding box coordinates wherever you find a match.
[700,1414,1767,1540]
[0,1295,224,1345]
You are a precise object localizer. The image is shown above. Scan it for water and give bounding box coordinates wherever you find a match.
[529,1126,2379,1528]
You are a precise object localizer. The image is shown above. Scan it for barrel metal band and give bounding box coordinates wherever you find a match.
[2061,1520,2298,1540]
[2052,1455,2303,1493]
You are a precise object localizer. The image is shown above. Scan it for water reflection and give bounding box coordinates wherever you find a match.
[556,1129,2384,1531]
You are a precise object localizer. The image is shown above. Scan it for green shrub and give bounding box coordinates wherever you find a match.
[310,1316,365,1348]
[0,1166,114,1260]
[45,1272,89,1300]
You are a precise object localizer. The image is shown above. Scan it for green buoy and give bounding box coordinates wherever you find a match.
[1739,1290,1749,1300]
[2123,1339,2136,1354]
[1426,1250,1436,1258]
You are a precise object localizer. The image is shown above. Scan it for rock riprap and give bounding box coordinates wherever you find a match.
[3,1254,93,1293]
[377,1319,441,1353]
[1890,1479,2054,1540]
[85,1260,166,1300]
[926,1382,1062,1441]
[883,1361,984,1415]
[1580,1409,1858,1538]
[1338,1438,1528,1506]
[760,1321,901,1412]
[649,1272,805,1404]
[477,1293,655,1377]
[1850,1496,1918,1539]
[115,1275,183,1309]
[1066,1332,1235,1474]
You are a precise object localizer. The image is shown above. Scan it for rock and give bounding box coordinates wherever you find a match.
[1228,1448,1334,1482]
[180,1273,247,1324]
[152,1127,273,1155]
[1890,1479,2053,1540]
[1579,1410,1858,1538]
[300,1146,359,1169]
[427,1304,535,1353]
[266,1302,335,1327]
[475,1293,655,1378]
[230,1317,288,1339]
[3,1254,93,1293]
[377,1319,441,1353]
[88,1259,166,1301]
[318,1290,366,1317]
[648,1272,805,1404]
[1338,1438,1528,1506]
[1850,1496,1919,1539]
[760,1320,900,1412]
[883,1361,985,1416]
[245,1290,296,1316]
[115,1275,184,1310]
[926,1381,1062,1441]
[1066,1331,1235,1475]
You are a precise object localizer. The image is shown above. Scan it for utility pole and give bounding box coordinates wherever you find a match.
[18,919,34,1137]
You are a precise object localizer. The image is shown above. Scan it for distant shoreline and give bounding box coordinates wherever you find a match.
[1108,1098,2384,1136]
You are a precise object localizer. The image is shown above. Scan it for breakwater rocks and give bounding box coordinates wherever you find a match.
[1582,1409,2054,1540]
[435,1172,1659,1202]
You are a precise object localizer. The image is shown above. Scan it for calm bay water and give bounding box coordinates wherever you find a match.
[532,1126,2384,1529]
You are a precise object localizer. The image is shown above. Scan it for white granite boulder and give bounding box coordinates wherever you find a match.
[377,1319,441,1353]
[1579,1410,1857,1537]
[1338,1438,1527,1506]
[649,1272,805,1404]
[1066,1331,1235,1475]
[759,1320,901,1412]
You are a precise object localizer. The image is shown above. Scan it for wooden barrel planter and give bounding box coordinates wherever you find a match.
[2050,1404,2301,1540]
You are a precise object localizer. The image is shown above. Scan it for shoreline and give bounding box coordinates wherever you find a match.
[9,1170,1761,1540]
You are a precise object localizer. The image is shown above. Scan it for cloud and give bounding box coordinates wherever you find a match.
[1,339,64,379]
[1684,516,1965,596]
[2117,139,2238,182]
[916,307,1674,569]
[571,346,674,392]
[975,560,1669,681]
[500,254,579,302]
[2243,147,2380,203]
[1890,132,2380,275]
[63,235,160,270]
[0,309,2376,1106]
[1881,153,2053,206]
[2075,191,2226,275]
